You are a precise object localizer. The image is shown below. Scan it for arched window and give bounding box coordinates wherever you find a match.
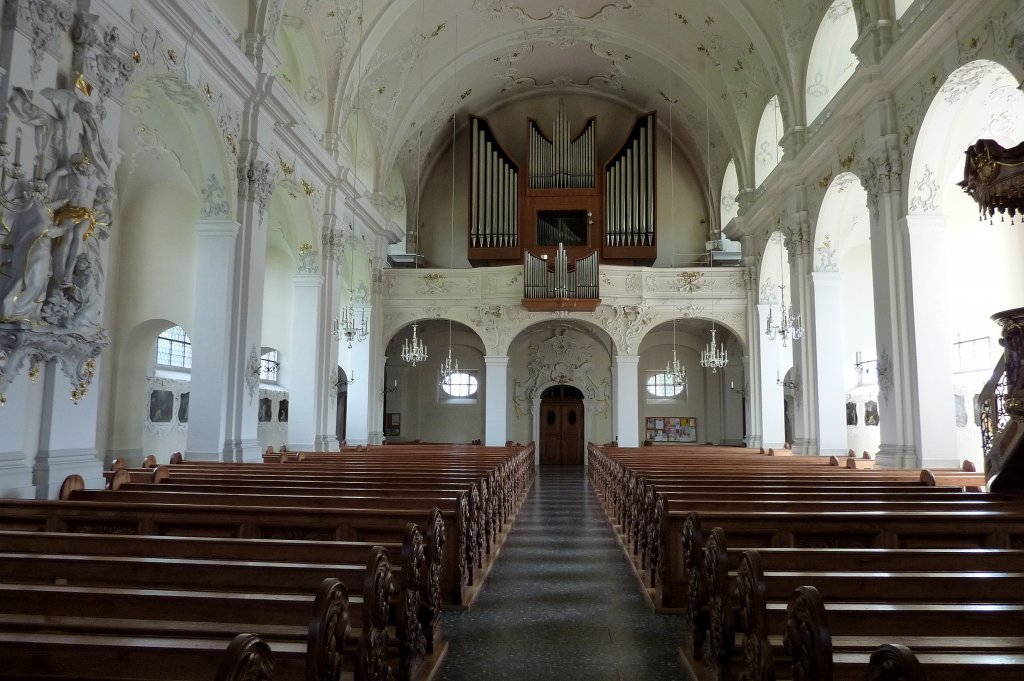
[647,372,685,398]
[805,0,859,124]
[156,326,192,369]
[754,96,784,186]
[260,349,281,383]
[720,159,740,229]
[441,371,478,398]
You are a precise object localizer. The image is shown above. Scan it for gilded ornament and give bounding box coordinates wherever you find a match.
[167,49,177,63]
[302,179,315,196]
[74,73,93,97]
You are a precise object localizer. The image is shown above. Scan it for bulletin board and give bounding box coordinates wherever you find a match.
[645,416,697,443]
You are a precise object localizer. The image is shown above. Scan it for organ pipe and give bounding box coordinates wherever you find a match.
[470,116,519,250]
[604,112,656,248]
[523,244,600,300]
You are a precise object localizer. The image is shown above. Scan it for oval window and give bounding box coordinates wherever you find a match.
[546,410,556,425]
[568,410,578,425]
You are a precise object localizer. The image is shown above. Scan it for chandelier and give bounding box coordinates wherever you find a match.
[439,345,459,385]
[401,322,428,366]
[333,305,368,349]
[667,319,687,388]
[701,326,728,372]
[763,99,803,348]
[764,279,803,347]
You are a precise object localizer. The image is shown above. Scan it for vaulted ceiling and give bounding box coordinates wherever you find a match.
[249,0,850,191]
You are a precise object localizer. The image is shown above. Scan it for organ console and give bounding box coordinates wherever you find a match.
[468,107,657,267]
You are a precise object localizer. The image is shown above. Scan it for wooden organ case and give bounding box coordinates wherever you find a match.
[467,110,657,266]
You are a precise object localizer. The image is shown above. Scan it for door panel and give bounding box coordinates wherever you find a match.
[539,399,584,464]
[561,404,584,465]
[540,404,562,464]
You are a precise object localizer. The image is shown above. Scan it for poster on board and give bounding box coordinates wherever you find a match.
[645,416,697,443]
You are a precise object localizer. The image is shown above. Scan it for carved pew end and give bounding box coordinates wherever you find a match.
[59,474,85,500]
[216,634,274,681]
[169,451,184,465]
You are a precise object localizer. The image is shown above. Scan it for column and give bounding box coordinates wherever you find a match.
[861,142,917,467]
[787,212,818,454]
[222,144,275,462]
[758,304,786,448]
[185,219,239,461]
[287,273,323,451]
[742,252,763,449]
[314,213,344,451]
[484,356,510,446]
[812,271,849,454]
[345,304,373,445]
[614,355,641,447]
[903,214,958,468]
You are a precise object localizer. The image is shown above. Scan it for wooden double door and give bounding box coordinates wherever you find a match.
[539,386,584,465]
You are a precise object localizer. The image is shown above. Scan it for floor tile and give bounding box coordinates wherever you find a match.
[435,465,690,680]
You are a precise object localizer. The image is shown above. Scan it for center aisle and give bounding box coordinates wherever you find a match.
[437,465,692,681]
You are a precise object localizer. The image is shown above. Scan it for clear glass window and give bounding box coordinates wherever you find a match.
[260,350,281,383]
[647,372,685,398]
[156,326,192,369]
[441,371,478,398]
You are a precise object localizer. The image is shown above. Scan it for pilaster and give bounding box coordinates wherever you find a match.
[786,210,817,454]
[614,355,640,447]
[758,304,787,449]
[484,356,510,446]
[185,219,239,461]
[812,271,848,455]
[286,272,323,451]
[860,138,918,467]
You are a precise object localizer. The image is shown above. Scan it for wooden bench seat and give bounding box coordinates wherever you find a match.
[0,497,474,606]
[0,632,282,681]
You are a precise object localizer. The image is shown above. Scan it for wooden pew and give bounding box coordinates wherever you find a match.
[0,632,278,681]
[0,578,344,681]
[0,495,473,607]
[695,527,1024,680]
[780,586,1024,680]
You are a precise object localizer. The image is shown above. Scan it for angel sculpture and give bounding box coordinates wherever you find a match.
[0,86,112,327]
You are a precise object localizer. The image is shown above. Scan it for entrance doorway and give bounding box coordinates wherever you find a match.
[539,385,584,465]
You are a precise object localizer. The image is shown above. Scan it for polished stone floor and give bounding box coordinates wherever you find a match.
[435,465,693,681]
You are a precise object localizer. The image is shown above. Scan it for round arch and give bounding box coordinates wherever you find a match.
[804,0,859,125]
[754,96,784,187]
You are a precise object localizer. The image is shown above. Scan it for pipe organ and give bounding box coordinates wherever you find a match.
[604,113,655,248]
[529,113,595,189]
[522,243,601,312]
[470,117,519,249]
[468,108,656,266]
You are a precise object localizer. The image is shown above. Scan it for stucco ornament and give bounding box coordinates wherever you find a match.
[471,304,525,354]
[0,84,114,402]
[593,304,652,354]
[512,327,610,417]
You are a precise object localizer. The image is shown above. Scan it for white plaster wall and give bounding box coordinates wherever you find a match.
[640,343,707,443]
[262,247,295,368]
[107,184,199,460]
[385,325,486,443]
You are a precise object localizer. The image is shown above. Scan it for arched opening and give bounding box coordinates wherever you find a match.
[383,320,486,443]
[804,0,859,124]
[539,385,585,465]
[754,96,784,186]
[908,59,1024,468]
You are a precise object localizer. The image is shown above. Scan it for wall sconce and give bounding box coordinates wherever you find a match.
[380,379,398,397]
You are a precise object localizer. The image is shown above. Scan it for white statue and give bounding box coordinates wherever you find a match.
[0,87,112,327]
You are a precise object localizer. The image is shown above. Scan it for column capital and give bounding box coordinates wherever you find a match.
[484,355,510,367]
[614,354,641,367]
[196,218,240,238]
